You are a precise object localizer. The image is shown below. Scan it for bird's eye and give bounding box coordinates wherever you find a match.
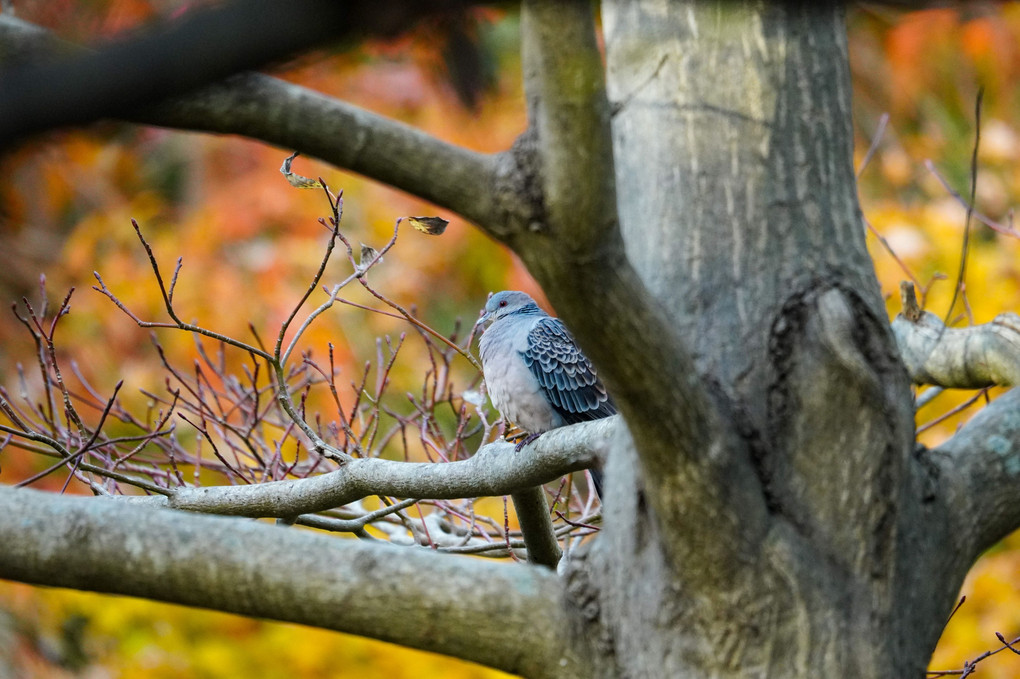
[499,300,508,307]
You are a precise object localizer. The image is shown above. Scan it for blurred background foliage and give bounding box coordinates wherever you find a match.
[0,1,1019,676]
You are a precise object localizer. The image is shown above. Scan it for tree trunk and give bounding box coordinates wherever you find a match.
[556,2,964,676]
[3,4,1017,679]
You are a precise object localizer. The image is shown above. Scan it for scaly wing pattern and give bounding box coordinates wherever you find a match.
[521,317,616,425]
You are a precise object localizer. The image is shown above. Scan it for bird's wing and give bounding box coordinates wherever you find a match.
[521,317,616,424]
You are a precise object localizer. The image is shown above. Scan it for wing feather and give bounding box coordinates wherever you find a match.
[520,317,616,424]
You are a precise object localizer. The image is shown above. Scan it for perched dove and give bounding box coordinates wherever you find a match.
[476,291,614,497]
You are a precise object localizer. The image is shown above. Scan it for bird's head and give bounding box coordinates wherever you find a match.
[475,290,540,330]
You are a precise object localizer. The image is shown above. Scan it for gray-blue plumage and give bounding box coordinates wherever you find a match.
[476,291,613,496]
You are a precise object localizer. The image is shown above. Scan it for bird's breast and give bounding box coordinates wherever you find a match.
[480,341,563,434]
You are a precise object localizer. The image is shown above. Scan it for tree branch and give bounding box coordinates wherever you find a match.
[935,388,1020,558]
[0,0,351,145]
[511,486,562,568]
[516,0,714,470]
[127,417,615,518]
[0,14,499,228]
[518,0,617,254]
[138,73,499,229]
[0,484,584,679]
[892,284,1020,387]
[511,0,765,584]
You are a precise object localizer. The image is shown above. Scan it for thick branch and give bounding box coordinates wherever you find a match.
[132,417,615,517]
[511,486,562,568]
[0,14,499,228]
[519,0,617,253]
[935,388,1020,558]
[0,0,349,144]
[139,74,499,228]
[506,3,769,585]
[0,485,582,679]
[518,1,705,463]
[892,307,1020,388]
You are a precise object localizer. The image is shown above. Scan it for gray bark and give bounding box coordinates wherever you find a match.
[0,485,584,679]
[555,2,988,676]
[893,310,1020,387]
[1,2,1018,679]
[116,418,611,517]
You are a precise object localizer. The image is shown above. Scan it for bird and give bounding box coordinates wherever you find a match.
[475,291,615,498]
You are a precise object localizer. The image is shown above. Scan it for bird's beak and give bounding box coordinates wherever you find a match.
[475,310,491,330]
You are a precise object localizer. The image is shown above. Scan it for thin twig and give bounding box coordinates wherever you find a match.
[942,87,983,327]
[857,112,889,179]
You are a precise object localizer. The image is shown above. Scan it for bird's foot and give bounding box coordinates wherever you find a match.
[513,432,542,452]
[504,429,528,444]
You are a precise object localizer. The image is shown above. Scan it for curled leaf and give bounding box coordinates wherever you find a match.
[405,216,449,236]
[280,151,324,189]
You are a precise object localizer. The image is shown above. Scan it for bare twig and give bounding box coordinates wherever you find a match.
[3,188,605,557]
[856,112,889,179]
[927,631,1020,677]
[942,87,983,328]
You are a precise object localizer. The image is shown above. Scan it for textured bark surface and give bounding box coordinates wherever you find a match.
[2,3,1020,678]
[562,2,956,676]
[0,486,583,679]
[606,1,883,401]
